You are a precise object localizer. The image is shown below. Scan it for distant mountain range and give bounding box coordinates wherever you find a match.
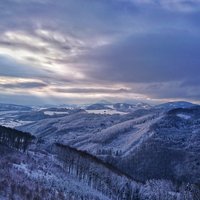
[0,103,32,111]
[0,100,198,111]
[154,101,197,110]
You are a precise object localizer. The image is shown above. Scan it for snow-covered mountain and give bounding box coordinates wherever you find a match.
[111,106,200,183]
[86,103,113,110]
[0,103,32,111]
[1,124,199,200]
[85,102,152,115]
[0,101,200,199]
[16,103,200,183]
[1,125,140,200]
[155,101,197,110]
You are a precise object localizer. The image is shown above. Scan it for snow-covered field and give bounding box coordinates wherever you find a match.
[43,111,69,116]
[0,120,34,128]
[86,109,127,115]
[0,111,20,115]
[177,113,191,120]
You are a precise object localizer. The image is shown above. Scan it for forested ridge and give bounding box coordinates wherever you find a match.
[0,125,35,152]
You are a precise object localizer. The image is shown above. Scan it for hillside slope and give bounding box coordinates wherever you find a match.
[104,106,200,184]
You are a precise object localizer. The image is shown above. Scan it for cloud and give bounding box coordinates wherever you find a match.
[123,0,200,12]
[0,0,200,104]
[0,76,48,94]
[130,82,200,101]
[0,81,47,89]
[0,56,47,78]
[158,0,200,12]
[54,87,130,94]
[0,30,90,82]
[82,32,200,83]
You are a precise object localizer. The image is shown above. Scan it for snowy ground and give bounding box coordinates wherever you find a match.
[86,109,127,115]
[177,114,191,120]
[43,111,69,116]
[0,110,34,128]
[0,120,34,128]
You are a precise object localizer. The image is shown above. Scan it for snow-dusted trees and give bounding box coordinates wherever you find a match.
[139,179,178,200]
[52,143,139,200]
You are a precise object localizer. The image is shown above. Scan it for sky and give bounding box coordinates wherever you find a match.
[0,0,200,105]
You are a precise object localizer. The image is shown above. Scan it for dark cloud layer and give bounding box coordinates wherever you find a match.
[84,32,200,83]
[0,81,47,89]
[54,88,129,94]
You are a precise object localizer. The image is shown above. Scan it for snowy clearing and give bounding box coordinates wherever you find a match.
[86,109,127,115]
[0,120,34,128]
[44,111,69,116]
[177,114,191,120]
